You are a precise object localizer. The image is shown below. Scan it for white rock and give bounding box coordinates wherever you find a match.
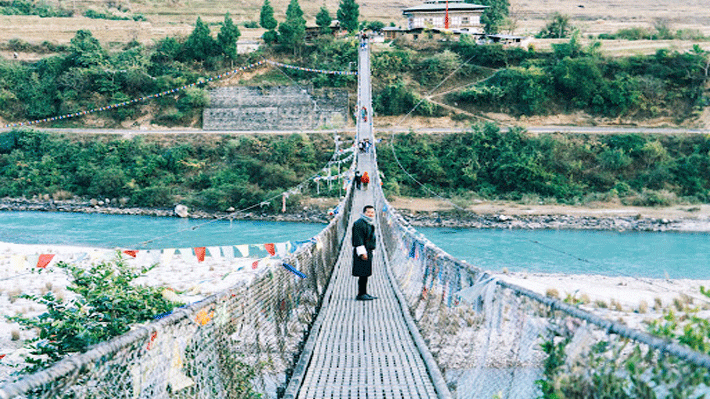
[175,204,189,218]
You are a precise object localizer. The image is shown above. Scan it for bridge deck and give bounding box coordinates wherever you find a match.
[292,156,438,399]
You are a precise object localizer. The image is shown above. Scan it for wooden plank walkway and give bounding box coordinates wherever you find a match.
[284,155,443,399]
[283,36,447,399]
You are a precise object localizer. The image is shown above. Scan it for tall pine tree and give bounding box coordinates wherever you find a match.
[260,0,278,44]
[182,17,218,62]
[218,13,241,60]
[279,0,306,54]
[316,6,332,34]
[260,0,277,30]
[337,0,359,33]
[468,0,509,34]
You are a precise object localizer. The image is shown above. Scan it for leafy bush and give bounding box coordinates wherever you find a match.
[0,0,72,17]
[7,258,181,373]
[538,288,710,398]
[83,9,130,20]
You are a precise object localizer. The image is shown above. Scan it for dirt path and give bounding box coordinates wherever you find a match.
[388,196,710,221]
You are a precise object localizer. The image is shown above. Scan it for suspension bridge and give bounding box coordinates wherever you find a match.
[1,37,710,399]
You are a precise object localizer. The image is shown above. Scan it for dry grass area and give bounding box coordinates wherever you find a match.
[511,0,710,36]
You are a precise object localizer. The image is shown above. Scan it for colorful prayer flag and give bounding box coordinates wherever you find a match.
[235,245,248,257]
[123,250,138,258]
[194,247,206,262]
[37,254,55,269]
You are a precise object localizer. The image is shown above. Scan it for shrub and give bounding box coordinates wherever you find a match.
[6,258,181,373]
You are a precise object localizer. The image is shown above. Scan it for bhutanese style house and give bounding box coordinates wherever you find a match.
[403,0,487,33]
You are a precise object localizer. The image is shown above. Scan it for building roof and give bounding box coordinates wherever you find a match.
[403,1,487,14]
[486,34,528,40]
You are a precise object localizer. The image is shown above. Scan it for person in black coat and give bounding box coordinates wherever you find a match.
[352,205,377,300]
[354,170,362,190]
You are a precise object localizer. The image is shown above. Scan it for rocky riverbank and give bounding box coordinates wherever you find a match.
[401,212,708,231]
[0,197,331,224]
[2,197,710,232]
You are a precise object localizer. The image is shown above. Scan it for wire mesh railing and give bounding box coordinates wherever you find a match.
[371,171,710,399]
[0,177,355,399]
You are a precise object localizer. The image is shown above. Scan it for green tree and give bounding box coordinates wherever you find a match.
[279,0,306,54]
[337,0,359,33]
[182,17,218,62]
[469,0,509,34]
[68,30,106,68]
[316,6,333,34]
[217,13,241,60]
[538,12,572,38]
[259,0,277,30]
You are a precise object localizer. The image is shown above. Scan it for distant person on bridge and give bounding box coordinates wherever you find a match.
[352,205,377,301]
[354,170,362,190]
[360,171,370,190]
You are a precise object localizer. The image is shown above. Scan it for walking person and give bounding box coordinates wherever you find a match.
[361,171,370,190]
[352,205,377,301]
[354,170,362,190]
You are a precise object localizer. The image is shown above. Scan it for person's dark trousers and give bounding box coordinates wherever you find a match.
[358,276,368,296]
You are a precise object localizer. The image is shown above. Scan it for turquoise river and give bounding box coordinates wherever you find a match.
[1,211,708,280]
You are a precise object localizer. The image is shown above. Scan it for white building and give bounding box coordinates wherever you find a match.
[403,0,487,33]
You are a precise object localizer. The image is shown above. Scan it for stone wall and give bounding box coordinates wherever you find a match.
[203,86,349,131]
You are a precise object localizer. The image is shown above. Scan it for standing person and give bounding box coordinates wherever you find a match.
[354,170,362,190]
[352,205,377,301]
[361,171,370,190]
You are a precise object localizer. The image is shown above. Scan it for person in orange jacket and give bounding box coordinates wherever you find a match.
[360,171,370,190]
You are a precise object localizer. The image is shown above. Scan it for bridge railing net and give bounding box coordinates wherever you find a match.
[372,178,710,398]
[0,180,355,399]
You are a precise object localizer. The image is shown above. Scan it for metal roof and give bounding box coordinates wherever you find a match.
[403,3,487,13]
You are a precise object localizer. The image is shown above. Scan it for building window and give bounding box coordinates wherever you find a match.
[462,17,469,25]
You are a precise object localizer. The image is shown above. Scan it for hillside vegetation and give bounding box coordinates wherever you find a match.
[1,26,708,129]
[1,127,709,211]
[379,124,710,206]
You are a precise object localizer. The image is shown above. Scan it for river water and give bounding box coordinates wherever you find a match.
[1,211,708,279]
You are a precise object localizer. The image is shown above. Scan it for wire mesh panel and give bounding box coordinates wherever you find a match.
[0,187,355,399]
[371,164,710,399]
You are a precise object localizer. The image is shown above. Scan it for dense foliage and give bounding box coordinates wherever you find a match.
[0,130,335,211]
[7,258,180,373]
[446,37,709,118]
[0,19,259,126]
[0,0,72,17]
[378,123,710,204]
